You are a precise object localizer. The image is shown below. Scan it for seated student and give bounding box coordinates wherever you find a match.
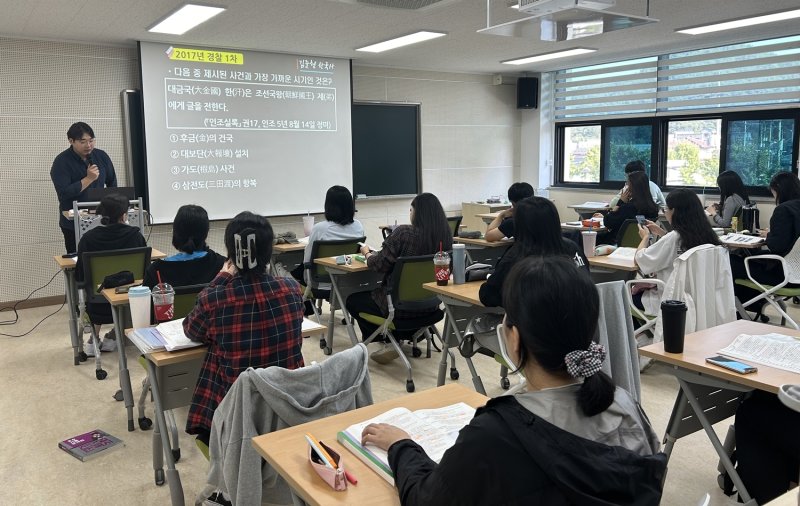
[730,171,800,315]
[485,182,534,242]
[479,196,589,308]
[182,211,304,446]
[290,185,364,313]
[142,204,224,289]
[735,389,800,504]
[706,170,749,228]
[76,192,146,356]
[633,188,720,313]
[362,256,666,506]
[609,160,666,208]
[599,170,659,242]
[347,193,452,362]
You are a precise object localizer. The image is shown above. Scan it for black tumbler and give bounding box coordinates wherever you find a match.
[661,300,688,353]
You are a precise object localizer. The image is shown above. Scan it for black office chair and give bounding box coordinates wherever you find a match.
[447,216,463,237]
[81,247,152,379]
[615,219,641,248]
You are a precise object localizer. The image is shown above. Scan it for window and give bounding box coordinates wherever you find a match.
[562,125,600,183]
[725,116,795,187]
[666,118,721,187]
[603,124,653,182]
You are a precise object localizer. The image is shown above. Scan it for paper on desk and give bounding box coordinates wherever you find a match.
[298,236,309,245]
[580,202,609,208]
[155,318,200,351]
[720,233,764,245]
[608,247,637,259]
[718,333,800,374]
[301,318,324,333]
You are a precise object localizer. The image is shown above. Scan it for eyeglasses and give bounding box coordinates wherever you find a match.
[74,138,96,146]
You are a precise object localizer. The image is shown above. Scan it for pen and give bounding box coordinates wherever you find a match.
[345,470,358,485]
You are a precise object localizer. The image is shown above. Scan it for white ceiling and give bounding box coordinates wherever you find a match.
[2,0,798,74]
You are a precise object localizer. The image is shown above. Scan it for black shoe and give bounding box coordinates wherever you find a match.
[303,300,315,317]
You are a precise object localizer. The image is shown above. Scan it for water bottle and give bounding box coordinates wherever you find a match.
[452,244,466,285]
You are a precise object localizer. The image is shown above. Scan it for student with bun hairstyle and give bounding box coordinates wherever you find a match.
[143,204,224,289]
[183,211,304,445]
[362,256,665,506]
[75,192,146,355]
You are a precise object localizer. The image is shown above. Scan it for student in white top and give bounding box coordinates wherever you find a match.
[609,160,666,208]
[632,189,721,314]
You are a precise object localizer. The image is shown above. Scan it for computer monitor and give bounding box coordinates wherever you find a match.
[85,186,136,202]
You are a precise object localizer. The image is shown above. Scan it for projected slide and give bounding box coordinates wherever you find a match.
[139,42,352,224]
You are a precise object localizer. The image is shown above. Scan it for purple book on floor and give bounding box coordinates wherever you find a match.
[58,429,123,461]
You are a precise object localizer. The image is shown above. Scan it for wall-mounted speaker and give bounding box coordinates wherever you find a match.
[517,77,539,109]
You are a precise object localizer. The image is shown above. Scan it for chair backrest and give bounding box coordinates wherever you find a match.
[782,235,800,284]
[83,247,152,302]
[594,280,641,402]
[386,254,441,312]
[307,237,365,285]
[447,216,462,237]
[172,283,208,319]
[616,219,641,248]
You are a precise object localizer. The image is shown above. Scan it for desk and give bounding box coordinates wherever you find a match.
[461,202,510,232]
[53,248,166,366]
[314,257,381,354]
[640,320,800,504]
[721,236,766,250]
[454,236,513,265]
[588,254,638,272]
[561,222,608,233]
[567,202,610,218]
[271,242,306,274]
[422,281,504,394]
[251,383,489,506]
[127,319,327,506]
[476,212,501,225]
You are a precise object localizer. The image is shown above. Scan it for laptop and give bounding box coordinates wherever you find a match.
[85,186,136,202]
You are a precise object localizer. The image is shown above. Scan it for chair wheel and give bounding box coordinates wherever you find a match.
[450,368,459,380]
[155,469,165,486]
[793,296,800,305]
[406,380,415,393]
[78,351,88,362]
[759,314,770,323]
[319,338,327,350]
[96,369,108,380]
[501,377,510,390]
[172,449,181,463]
[323,347,332,355]
[138,417,153,430]
[113,390,124,401]
[341,318,347,325]
[412,347,422,358]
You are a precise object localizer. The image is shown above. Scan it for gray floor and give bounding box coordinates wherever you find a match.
[2,300,795,505]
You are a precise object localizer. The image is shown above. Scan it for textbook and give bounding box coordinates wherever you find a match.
[58,429,123,462]
[718,333,800,374]
[127,319,201,353]
[337,402,476,484]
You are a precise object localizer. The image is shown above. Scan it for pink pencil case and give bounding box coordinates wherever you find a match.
[308,440,347,491]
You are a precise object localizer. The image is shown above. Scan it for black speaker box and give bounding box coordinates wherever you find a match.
[517,77,539,109]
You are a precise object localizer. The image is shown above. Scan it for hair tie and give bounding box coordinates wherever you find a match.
[564,342,606,379]
[234,229,257,270]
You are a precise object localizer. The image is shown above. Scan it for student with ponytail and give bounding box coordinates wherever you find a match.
[143,204,225,289]
[183,211,305,445]
[362,256,666,505]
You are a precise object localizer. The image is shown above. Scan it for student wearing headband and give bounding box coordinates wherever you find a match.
[183,211,305,446]
[362,256,666,505]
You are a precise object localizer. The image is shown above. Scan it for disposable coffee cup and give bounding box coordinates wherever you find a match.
[433,251,451,286]
[302,215,315,237]
[661,300,688,353]
[581,231,597,258]
[128,285,152,329]
[152,283,175,322]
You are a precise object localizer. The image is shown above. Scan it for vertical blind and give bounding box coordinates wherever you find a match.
[555,35,800,120]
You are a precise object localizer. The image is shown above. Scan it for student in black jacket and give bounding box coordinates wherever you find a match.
[599,170,659,243]
[143,204,224,289]
[730,171,800,315]
[362,256,666,506]
[479,196,588,308]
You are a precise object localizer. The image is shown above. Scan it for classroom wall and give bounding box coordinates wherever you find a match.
[0,37,520,303]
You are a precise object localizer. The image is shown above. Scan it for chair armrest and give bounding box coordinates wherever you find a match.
[624,278,665,321]
[743,254,789,291]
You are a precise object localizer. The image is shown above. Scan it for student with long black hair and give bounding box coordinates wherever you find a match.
[706,170,750,228]
[183,211,304,445]
[479,196,588,308]
[730,171,800,314]
[361,256,665,505]
[633,188,720,313]
[347,193,452,361]
[601,171,660,242]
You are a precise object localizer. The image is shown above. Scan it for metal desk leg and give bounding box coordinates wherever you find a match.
[437,314,455,386]
[63,269,82,365]
[442,303,486,395]
[677,378,755,505]
[328,273,359,346]
[145,359,185,506]
[110,305,135,432]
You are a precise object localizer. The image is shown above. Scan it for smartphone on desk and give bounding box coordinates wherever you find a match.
[705,355,758,374]
[114,285,136,294]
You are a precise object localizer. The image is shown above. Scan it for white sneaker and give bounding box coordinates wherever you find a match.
[100,336,117,352]
[370,344,399,364]
[85,341,97,358]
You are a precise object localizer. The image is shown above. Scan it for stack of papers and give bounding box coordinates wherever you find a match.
[718,333,800,374]
[608,247,637,260]
[720,233,764,246]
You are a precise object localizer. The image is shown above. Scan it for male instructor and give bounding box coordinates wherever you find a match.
[51,122,117,253]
